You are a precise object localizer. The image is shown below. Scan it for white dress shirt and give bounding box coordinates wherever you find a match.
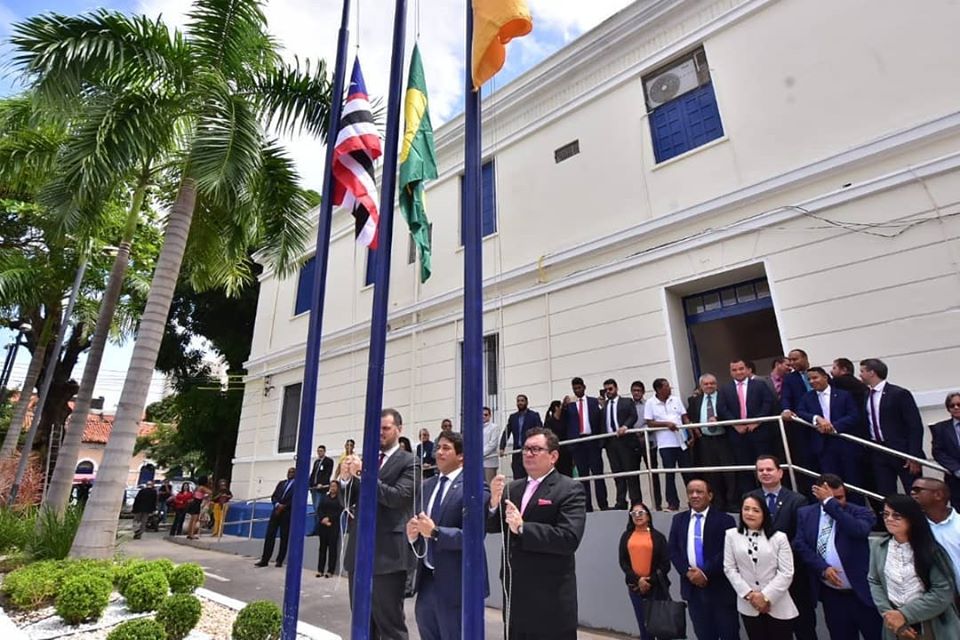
[815,388,832,424]
[645,395,688,449]
[818,501,851,589]
[884,539,925,607]
[928,508,960,588]
[605,396,619,433]
[686,506,710,568]
[423,467,462,569]
[867,380,887,440]
[575,396,594,435]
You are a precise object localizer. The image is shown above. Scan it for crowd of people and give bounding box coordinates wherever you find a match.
[128,475,233,540]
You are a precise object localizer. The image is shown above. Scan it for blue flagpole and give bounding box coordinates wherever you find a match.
[280,1,351,638]
[350,1,408,638]
[461,2,486,638]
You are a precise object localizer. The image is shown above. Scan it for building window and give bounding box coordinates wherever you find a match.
[294,256,316,316]
[277,383,302,454]
[460,160,497,244]
[457,333,500,422]
[364,248,377,287]
[407,223,434,265]
[644,48,724,163]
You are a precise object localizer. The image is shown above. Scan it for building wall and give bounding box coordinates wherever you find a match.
[231,0,960,498]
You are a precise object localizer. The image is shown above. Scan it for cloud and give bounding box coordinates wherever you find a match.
[134,0,634,189]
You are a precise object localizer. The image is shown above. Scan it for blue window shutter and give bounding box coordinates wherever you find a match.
[294,257,316,315]
[650,82,723,163]
[364,247,377,286]
[481,161,497,236]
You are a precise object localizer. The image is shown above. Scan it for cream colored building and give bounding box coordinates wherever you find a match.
[231,0,960,499]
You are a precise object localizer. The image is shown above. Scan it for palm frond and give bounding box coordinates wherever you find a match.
[250,56,331,139]
[185,0,276,79]
[251,139,310,277]
[0,252,47,309]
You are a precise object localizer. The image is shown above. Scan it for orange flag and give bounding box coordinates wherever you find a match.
[472,0,533,90]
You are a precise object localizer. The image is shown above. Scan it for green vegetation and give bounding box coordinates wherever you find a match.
[54,574,112,625]
[107,618,167,640]
[156,593,202,640]
[0,560,60,609]
[231,600,282,640]
[168,562,205,594]
[123,570,169,613]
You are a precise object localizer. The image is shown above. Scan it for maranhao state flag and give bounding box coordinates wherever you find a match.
[472,0,533,90]
[399,44,438,283]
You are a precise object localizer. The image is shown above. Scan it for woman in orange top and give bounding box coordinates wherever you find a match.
[618,502,671,640]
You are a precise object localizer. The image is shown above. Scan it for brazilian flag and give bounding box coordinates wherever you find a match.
[399,44,438,283]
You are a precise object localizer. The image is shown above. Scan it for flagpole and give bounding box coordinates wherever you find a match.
[280,1,351,637]
[351,0,407,638]
[461,2,486,638]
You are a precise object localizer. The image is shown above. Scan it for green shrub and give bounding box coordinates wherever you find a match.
[115,559,151,594]
[28,507,82,560]
[0,560,62,609]
[148,558,176,580]
[232,600,281,640]
[156,594,202,640]
[0,506,35,553]
[0,551,30,573]
[106,618,167,640]
[123,570,168,613]
[62,558,117,585]
[168,563,205,594]
[55,575,111,625]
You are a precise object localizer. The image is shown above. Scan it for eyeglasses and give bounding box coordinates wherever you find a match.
[882,511,904,521]
[522,446,549,455]
[948,403,960,409]
[630,510,648,517]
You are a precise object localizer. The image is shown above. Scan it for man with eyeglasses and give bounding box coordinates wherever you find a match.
[487,427,586,640]
[911,477,960,591]
[931,392,960,510]
[793,474,880,640]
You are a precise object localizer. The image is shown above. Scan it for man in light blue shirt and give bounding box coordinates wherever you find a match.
[686,374,737,511]
[912,477,960,587]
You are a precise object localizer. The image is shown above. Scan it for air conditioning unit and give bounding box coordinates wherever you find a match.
[645,59,700,109]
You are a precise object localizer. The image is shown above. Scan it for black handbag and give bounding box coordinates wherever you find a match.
[641,598,687,639]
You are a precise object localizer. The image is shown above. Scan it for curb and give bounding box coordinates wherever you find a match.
[196,588,341,640]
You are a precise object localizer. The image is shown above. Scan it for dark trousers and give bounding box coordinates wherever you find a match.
[510,631,576,640]
[730,427,777,496]
[742,613,793,640]
[820,439,865,504]
[556,443,574,477]
[309,489,323,534]
[627,587,654,640]
[349,571,408,640]
[260,510,290,564]
[414,569,460,640]
[947,475,960,512]
[693,434,738,511]
[638,440,663,509]
[606,436,641,507]
[687,588,739,640]
[510,453,527,481]
[317,526,339,574]
[820,585,882,640]
[788,565,818,640]
[170,509,187,536]
[573,440,607,511]
[659,447,688,510]
[870,447,919,497]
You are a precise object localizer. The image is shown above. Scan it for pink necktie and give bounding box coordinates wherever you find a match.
[520,478,541,514]
[737,381,747,420]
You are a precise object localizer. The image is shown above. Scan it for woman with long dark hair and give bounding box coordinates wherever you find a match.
[723,494,797,638]
[618,502,671,639]
[544,400,572,476]
[868,494,960,639]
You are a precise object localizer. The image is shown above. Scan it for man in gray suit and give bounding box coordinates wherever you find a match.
[341,408,415,639]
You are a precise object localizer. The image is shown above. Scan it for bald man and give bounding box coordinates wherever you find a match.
[911,477,960,588]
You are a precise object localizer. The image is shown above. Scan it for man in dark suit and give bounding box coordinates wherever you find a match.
[793,473,881,640]
[688,373,737,511]
[785,366,865,491]
[561,376,607,511]
[308,445,334,536]
[859,358,924,497]
[407,431,488,640]
[487,427,586,640]
[930,392,960,510]
[747,455,815,640]
[341,408,416,639]
[255,467,296,567]
[717,359,779,495]
[599,378,640,509]
[668,479,738,640]
[500,394,542,480]
[831,357,869,422]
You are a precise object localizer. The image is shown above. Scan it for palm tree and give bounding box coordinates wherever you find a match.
[10,0,330,557]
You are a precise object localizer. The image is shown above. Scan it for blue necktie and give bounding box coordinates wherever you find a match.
[426,476,449,567]
[801,372,812,392]
[766,492,777,518]
[693,513,704,569]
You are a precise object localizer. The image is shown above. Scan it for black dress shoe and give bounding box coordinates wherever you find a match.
[275,562,283,568]
[254,561,268,567]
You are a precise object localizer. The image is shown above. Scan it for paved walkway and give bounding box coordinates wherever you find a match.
[120,531,630,640]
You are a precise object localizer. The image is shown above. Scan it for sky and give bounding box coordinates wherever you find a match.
[0,0,636,412]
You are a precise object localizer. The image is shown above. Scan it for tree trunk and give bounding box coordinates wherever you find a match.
[70,178,196,559]
[42,178,148,520]
[0,330,49,459]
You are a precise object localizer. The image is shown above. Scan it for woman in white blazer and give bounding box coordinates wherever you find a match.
[723,494,798,639]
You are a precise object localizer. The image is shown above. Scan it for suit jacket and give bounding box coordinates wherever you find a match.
[747,487,808,539]
[618,527,671,598]
[867,382,924,458]
[271,478,295,509]
[342,448,415,575]
[500,410,543,450]
[793,499,876,608]
[780,370,811,413]
[598,396,639,435]
[796,385,863,454]
[668,508,737,602]
[717,378,778,422]
[486,469,586,634]
[687,393,724,435]
[723,529,798,619]
[831,373,869,430]
[562,395,603,440]
[412,473,490,606]
[309,456,334,488]
[932,418,960,475]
